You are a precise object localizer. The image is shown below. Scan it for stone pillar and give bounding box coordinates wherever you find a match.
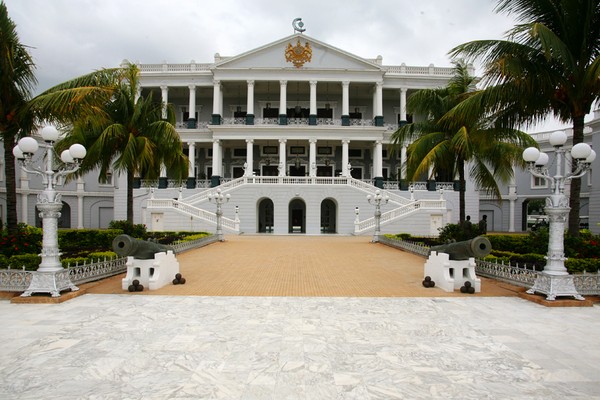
[211,139,221,187]
[309,80,317,125]
[400,145,408,190]
[246,80,255,125]
[187,85,196,128]
[187,142,196,188]
[374,140,383,188]
[279,139,287,176]
[399,88,407,126]
[374,81,383,126]
[245,139,254,176]
[342,140,350,177]
[309,138,317,177]
[212,80,221,125]
[160,85,168,120]
[342,81,350,126]
[20,168,29,224]
[77,177,84,229]
[279,80,287,125]
[508,172,517,232]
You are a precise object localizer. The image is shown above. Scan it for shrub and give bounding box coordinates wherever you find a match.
[0,224,42,257]
[8,254,41,271]
[61,257,89,268]
[87,251,118,260]
[181,233,210,241]
[565,258,600,274]
[0,254,8,268]
[108,220,147,238]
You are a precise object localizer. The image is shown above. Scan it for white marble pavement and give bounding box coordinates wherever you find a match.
[0,295,599,399]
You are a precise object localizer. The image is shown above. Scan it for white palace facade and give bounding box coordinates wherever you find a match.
[1,31,598,235]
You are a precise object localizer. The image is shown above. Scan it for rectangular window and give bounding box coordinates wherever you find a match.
[290,146,305,155]
[317,146,332,155]
[263,146,278,155]
[532,175,548,189]
[206,148,213,158]
[232,148,247,158]
[349,149,362,158]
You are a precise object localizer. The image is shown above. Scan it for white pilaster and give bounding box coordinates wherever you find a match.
[77,177,85,229]
[247,80,255,115]
[212,80,221,116]
[400,87,407,121]
[342,140,350,177]
[160,85,169,119]
[188,142,196,178]
[309,81,317,116]
[20,193,28,225]
[212,139,221,176]
[400,145,407,179]
[309,138,317,177]
[279,139,287,176]
[279,80,287,116]
[342,81,350,116]
[246,139,254,176]
[375,81,383,118]
[374,140,383,178]
[188,85,196,119]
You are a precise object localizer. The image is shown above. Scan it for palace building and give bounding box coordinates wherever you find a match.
[1,26,597,235]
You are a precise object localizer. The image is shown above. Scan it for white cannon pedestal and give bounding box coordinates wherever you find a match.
[122,251,180,291]
[424,251,481,293]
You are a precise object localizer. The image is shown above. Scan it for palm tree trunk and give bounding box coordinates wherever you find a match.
[127,170,134,224]
[568,115,585,237]
[3,132,18,233]
[458,158,466,224]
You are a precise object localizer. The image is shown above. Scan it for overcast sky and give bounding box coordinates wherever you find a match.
[4,0,577,132]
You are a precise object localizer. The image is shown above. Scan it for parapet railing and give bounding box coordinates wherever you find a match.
[0,235,219,293]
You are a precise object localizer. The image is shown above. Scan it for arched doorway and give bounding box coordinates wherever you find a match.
[288,198,306,233]
[257,198,274,233]
[320,198,337,233]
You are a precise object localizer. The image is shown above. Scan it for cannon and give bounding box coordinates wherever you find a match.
[430,236,491,260]
[112,234,173,260]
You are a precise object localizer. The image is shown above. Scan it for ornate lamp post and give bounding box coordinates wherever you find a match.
[522,130,595,300]
[367,189,389,243]
[12,126,87,297]
[207,188,230,241]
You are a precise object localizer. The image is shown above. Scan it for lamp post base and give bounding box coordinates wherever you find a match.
[21,270,79,298]
[526,272,584,301]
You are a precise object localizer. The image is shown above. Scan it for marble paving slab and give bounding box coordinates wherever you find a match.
[0,295,599,399]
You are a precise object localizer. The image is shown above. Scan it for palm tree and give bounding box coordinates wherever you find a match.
[391,61,536,223]
[59,63,189,223]
[1,1,122,233]
[448,0,600,236]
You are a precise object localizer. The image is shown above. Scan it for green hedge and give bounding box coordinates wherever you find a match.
[8,254,41,271]
[58,229,123,254]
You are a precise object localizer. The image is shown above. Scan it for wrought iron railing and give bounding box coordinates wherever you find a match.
[378,236,600,295]
[0,235,218,293]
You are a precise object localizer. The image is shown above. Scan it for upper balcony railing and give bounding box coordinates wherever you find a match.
[176,118,399,131]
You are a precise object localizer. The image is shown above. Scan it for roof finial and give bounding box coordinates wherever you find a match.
[292,18,306,34]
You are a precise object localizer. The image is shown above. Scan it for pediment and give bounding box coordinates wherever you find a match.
[215,34,382,72]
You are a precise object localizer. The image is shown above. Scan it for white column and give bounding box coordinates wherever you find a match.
[342,140,350,177]
[212,80,221,116]
[508,170,517,232]
[160,85,169,119]
[77,177,85,229]
[374,140,383,178]
[279,80,287,116]
[309,80,317,116]
[247,80,255,115]
[245,139,254,176]
[309,138,317,177]
[188,85,196,120]
[188,142,196,178]
[20,193,28,225]
[400,145,407,179]
[400,87,407,121]
[279,139,287,176]
[212,139,221,176]
[375,81,383,118]
[342,81,350,116]
[135,86,141,103]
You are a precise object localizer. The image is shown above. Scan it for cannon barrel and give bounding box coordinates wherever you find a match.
[112,234,173,260]
[430,236,491,260]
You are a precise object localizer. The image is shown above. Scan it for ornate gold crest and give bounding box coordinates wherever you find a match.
[285,40,312,68]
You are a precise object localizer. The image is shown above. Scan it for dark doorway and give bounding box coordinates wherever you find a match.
[289,198,306,233]
[289,165,306,177]
[320,199,337,233]
[258,198,274,233]
[262,165,278,176]
[317,165,333,177]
